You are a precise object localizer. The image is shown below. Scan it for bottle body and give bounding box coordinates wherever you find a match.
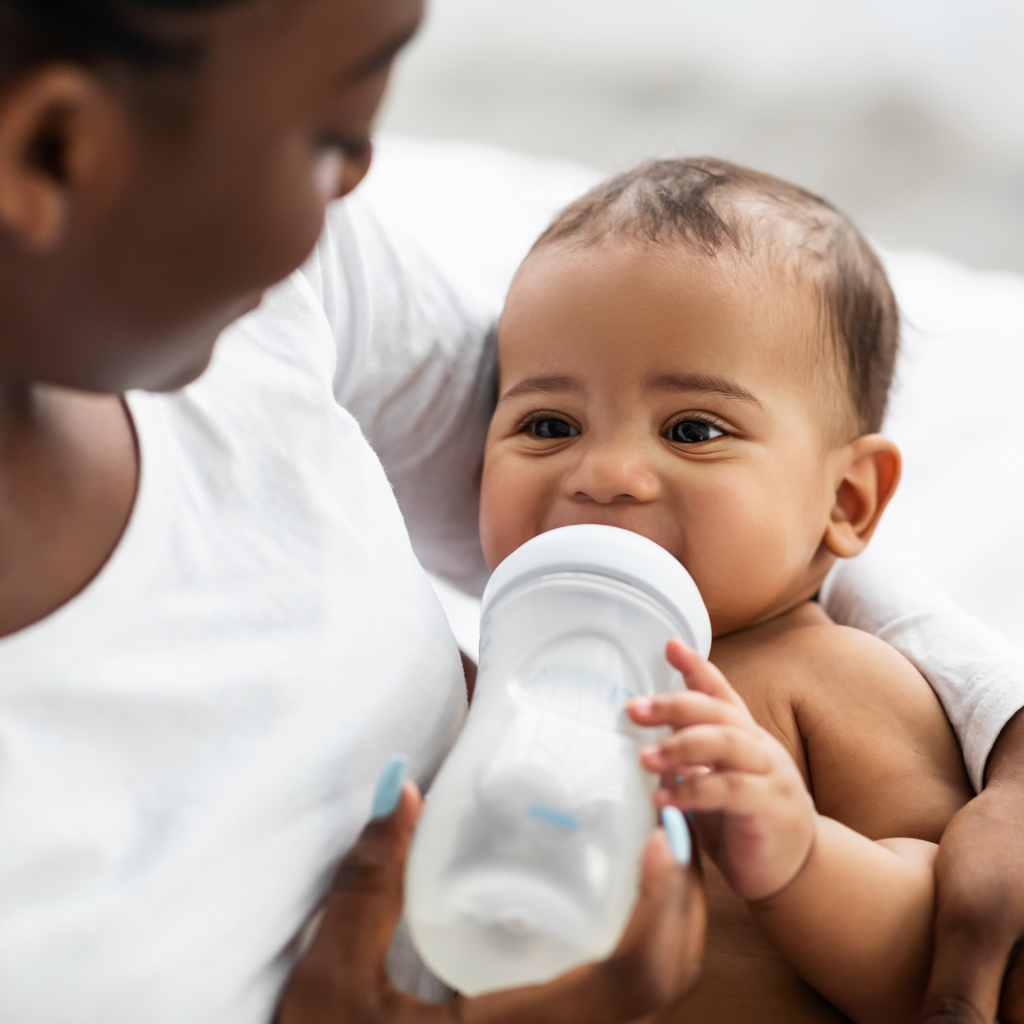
[406,570,687,994]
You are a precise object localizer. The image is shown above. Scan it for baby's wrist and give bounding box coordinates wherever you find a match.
[749,811,820,909]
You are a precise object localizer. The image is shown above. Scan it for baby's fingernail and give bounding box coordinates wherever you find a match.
[662,805,691,865]
[641,744,661,760]
[630,697,653,714]
[371,755,408,819]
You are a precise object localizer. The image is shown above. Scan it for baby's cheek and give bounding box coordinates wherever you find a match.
[479,455,544,570]
[682,493,794,636]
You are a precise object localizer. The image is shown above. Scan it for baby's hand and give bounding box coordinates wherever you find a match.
[627,639,817,902]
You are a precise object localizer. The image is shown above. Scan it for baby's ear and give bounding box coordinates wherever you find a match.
[823,434,901,559]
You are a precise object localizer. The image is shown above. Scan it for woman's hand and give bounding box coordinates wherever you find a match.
[628,638,817,903]
[919,707,1024,1024]
[276,771,705,1024]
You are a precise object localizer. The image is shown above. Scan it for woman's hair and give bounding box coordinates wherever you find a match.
[1,0,248,70]
[536,158,900,436]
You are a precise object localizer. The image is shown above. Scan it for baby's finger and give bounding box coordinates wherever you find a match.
[659,768,776,817]
[628,688,751,732]
[641,724,775,776]
[665,638,750,713]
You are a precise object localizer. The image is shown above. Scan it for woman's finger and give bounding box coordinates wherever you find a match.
[665,638,750,712]
[605,824,705,1005]
[640,724,775,776]
[276,758,423,1024]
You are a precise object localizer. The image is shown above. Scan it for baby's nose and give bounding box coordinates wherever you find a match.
[564,441,661,505]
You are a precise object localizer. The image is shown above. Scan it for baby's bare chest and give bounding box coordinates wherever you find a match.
[656,861,852,1024]
[710,641,813,784]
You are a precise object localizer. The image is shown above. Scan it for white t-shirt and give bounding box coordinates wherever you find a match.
[0,196,493,1023]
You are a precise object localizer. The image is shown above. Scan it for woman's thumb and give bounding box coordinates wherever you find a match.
[277,758,422,1023]
[607,816,706,1015]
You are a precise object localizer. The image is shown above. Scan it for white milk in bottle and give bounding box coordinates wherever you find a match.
[406,525,711,994]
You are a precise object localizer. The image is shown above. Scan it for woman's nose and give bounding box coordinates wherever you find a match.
[564,440,661,505]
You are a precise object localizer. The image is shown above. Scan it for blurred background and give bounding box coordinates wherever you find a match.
[380,0,1024,274]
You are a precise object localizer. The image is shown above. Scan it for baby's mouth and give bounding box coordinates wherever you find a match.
[542,511,682,562]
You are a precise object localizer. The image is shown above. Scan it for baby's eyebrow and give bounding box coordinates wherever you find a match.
[500,375,583,401]
[646,372,763,407]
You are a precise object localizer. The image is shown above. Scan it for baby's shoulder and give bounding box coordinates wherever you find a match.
[764,602,929,698]
[713,601,928,720]
[714,601,972,839]
[723,600,947,745]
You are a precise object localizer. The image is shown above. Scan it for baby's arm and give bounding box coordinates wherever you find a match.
[629,639,963,1024]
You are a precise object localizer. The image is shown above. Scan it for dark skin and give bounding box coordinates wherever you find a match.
[0,0,396,635]
[0,0,1021,1018]
[279,784,704,1024]
[0,1,705,1020]
[922,708,1024,1024]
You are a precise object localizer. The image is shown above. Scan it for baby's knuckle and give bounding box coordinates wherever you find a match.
[721,728,741,751]
[776,776,797,800]
[725,772,746,796]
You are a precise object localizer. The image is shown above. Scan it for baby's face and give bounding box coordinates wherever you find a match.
[481,240,850,636]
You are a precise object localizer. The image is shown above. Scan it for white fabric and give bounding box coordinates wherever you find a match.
[822,248,1024,789]
[365,136,1024,791]
[870,248,1024,653]
[821,550,1024,793]
[360,135,601,316]
[427,572,485,659]
[0,194,494,1023]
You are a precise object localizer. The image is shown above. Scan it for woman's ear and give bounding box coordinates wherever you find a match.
[0,66,132,253]
[823,434,902,559]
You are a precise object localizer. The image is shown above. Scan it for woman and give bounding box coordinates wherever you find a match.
[0,2,1022,1023]
[0,1,702,1022]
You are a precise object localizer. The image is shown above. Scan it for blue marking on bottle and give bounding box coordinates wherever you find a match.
[527,805,579,830]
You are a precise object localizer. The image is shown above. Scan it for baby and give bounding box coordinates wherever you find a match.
[478,159,973,1024]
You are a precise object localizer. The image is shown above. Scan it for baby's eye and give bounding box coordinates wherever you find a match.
[667,420,725,444]
[530,417,580,440]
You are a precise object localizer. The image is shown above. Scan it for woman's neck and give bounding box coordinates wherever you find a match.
[0,381,138,639]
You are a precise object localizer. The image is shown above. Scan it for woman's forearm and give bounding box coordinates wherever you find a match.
[749,816,936,1024]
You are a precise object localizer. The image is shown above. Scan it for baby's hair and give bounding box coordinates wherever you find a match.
[536,158,899,436]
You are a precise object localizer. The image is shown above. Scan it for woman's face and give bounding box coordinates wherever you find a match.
[0,0,423,392]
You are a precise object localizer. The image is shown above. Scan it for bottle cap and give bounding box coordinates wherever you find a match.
[481,525,712,657]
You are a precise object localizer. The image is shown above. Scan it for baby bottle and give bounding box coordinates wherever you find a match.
[405,524,711,995]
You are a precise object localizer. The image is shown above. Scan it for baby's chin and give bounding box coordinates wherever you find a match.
[706,583,829,641]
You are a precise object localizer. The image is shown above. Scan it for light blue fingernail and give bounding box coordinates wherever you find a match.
[372,755,408,819]
[662,806,691,865]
